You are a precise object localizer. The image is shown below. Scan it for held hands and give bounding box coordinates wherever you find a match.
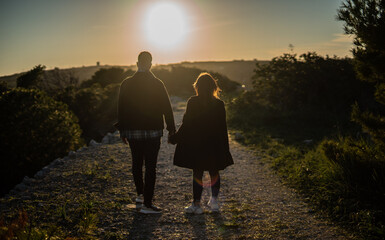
[168,130,177,145]
[121,137,128,145]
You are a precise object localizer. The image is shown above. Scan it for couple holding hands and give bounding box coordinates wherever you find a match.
[117,51,233,214]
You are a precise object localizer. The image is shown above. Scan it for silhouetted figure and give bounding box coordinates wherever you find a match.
[170,73,233,214]
[117,51,175,214]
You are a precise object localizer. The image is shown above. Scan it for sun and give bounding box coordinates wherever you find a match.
[145,2,187,48]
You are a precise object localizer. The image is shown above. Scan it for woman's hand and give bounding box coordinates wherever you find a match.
[121,137,128,145]
[168,132,177,145]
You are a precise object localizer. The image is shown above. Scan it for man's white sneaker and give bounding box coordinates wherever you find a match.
[135,194,144,203]
[185,203,204,215]
[140,205,162,214]
[208,198,219,212]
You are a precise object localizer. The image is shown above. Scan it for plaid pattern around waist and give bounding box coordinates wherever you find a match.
[120,129,163,140]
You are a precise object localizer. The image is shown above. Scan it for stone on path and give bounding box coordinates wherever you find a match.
[89,139,100,147]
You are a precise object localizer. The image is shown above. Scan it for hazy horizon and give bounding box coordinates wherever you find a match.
[0,0,353,76]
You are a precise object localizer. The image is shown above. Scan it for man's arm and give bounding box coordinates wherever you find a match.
[117,81,128,144]
[170,98,192,144]
[160,83,176,134]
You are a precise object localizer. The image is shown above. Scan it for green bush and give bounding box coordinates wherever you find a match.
[0,88,83,195]
[271,137,385,238]
[80,67,134,88]
[54,83,120,142]
[228,52,375,142]
[321,138,385,208]
[16,65,45,89]
[0,81,8,93]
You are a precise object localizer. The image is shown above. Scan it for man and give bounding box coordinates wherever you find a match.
[117,51,175,214]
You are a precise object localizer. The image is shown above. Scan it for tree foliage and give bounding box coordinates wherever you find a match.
[338,0,385,147]
[229,52,374,140]
[54,67,128,141]
[0,88,83,195]
[252,53,368,115]
[41,68,79,94]
[16,65,46,89]
[80,67,134,88]
[0,81,8,93]
[55,84,120,142]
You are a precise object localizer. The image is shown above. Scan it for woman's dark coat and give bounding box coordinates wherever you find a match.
[173,96,233,170]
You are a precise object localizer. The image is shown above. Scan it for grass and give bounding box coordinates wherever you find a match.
[0,198,100,240]
[0,210,62,240]
[226,89,385,239]
[229,125,385,239]
[76,201,98,235]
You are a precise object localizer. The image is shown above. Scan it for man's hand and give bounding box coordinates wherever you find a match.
[169,129,176,135]
[168,131,176,144]
[121,137,128,145]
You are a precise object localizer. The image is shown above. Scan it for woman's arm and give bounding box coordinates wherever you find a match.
[219,101,230,151]
[172,98,194,144]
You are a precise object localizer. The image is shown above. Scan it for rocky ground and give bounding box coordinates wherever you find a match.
[0,101,355,239]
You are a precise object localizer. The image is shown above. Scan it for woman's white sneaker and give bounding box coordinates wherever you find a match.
[208,198,219,212]
[135,194,144,203]
[185,203,204,214]
[140,204,162,214]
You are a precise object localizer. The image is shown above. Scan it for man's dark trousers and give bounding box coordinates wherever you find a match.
[128,138,161,207]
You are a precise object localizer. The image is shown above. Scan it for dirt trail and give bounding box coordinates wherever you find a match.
[0,100,353,239]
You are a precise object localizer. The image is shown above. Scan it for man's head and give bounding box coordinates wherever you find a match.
[137,51,152,71]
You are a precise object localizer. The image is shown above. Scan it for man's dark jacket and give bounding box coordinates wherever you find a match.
[117,71,175,132]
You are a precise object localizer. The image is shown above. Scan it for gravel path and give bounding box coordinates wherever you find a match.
[0,100,354,239]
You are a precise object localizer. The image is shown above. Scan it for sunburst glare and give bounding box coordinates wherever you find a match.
[144,2,188,48]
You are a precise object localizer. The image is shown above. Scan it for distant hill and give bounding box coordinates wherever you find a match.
[0,60,267,89]
[0,65,134,88]
[176,60,268,89]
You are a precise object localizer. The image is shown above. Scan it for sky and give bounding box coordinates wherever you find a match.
[0,0,353,76]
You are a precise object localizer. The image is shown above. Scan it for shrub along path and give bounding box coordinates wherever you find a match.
[0,101,354,239]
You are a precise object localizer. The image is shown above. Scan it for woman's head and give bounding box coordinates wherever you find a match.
[193,73,221,99]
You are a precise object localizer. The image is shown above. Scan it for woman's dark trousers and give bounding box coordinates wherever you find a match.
[193,169,220,202]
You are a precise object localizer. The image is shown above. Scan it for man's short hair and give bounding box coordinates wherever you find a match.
[138,51,152,64]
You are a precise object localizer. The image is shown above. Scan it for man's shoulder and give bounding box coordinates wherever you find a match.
[120,71,165,90]
[135,71,164,83]
[150,73,165,85]
[120,75,135,86]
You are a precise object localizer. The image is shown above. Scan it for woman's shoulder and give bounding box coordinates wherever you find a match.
[214,98,225,108]
[215,98,224,104]
[187,96,224,107]
[186,95,199,105]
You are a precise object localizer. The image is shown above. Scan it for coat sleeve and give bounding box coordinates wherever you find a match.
[174,98,193,143]
[117,81,125,131]
[160,83,176,132]
[219,101,230,151]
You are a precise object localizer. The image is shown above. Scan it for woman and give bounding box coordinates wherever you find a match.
[170,72,233,214]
